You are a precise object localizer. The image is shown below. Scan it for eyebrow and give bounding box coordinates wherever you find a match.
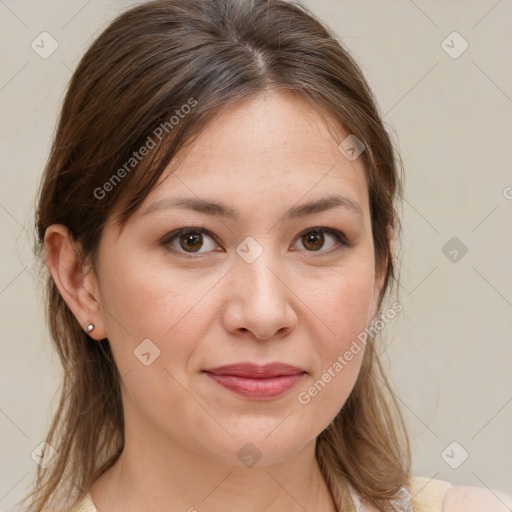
[141,194,363,220]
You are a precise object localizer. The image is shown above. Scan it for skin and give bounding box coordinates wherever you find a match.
[44,90,511,511]
[443,486,512,512]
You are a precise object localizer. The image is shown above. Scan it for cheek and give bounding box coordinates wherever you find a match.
[97,247,222,384]
[329,278,374,334]
[99,246,194,337]
[310,257,376,350]
[96,252,206,432]
[295,258,375,421]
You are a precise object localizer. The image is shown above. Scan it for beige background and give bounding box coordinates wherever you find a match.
[1,0,511,510]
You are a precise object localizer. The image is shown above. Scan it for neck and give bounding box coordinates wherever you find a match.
[90,415,337,512]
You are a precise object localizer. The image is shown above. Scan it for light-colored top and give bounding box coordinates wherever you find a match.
[409,477,453,512]
[72,475,452,512]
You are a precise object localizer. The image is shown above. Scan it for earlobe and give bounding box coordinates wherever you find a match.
[43,224,106,339]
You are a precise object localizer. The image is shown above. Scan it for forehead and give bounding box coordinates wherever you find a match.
[140,91,370,223]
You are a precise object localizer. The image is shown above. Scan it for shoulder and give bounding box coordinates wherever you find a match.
[442,484,512,512]
[409,476,512,512]
[408,476,512,512]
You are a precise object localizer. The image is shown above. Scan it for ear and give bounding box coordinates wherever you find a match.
[367,224,393,324]
[43,224,107,340]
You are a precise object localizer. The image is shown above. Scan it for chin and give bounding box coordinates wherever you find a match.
[196,426,316,469]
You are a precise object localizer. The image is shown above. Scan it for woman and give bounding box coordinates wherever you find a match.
[21,0,511,511]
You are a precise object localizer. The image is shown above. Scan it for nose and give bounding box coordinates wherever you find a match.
[220,246,298,341]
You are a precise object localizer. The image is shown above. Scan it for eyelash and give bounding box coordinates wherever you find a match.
[160,226,352,259]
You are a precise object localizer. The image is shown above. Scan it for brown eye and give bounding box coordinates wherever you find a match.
[302,231,325,251]
[294,227,349,253]
[179,232,203,252]
[162,228,218,256]
[162,226,350,259]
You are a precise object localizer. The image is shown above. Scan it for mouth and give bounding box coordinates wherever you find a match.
[202,362,306,400]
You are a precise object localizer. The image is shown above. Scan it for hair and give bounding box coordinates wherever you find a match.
[22,0,410,510]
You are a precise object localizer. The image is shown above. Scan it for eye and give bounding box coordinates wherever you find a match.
[160,226,351,259]
[161,228,219,257]
[292,227,350,254]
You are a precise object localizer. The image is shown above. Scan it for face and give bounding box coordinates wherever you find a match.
[92,91,384,467]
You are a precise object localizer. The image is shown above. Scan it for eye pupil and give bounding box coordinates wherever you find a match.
[180,232,202,252]
[303,231,324,251]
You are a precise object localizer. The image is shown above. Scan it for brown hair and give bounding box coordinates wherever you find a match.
[23,0,409,510]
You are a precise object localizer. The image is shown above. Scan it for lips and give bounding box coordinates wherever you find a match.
[202,362,306,400]
[203,362,305,378]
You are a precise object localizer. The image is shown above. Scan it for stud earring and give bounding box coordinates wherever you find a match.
[86,323,95,333]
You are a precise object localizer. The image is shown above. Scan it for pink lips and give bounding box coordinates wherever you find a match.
[203,362,306,400]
